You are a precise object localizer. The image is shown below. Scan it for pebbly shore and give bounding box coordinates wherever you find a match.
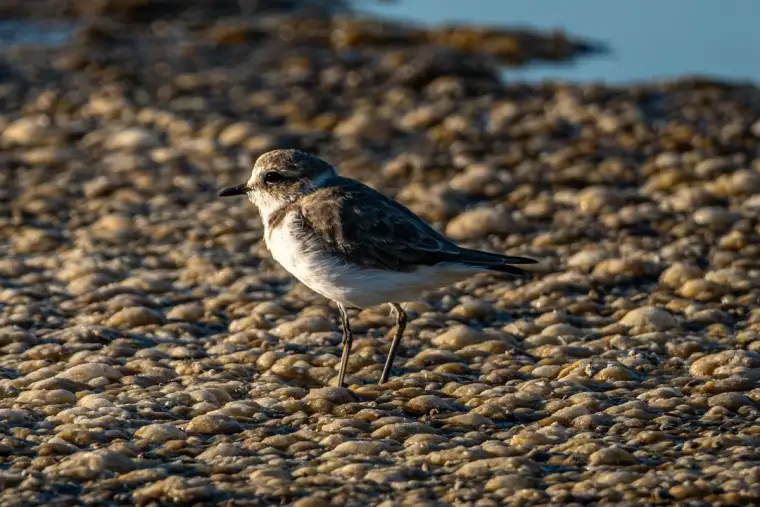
[1,1,760,506]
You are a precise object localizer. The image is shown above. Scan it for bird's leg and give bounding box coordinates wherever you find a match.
[380,303,407,384]
[337,304,353,388]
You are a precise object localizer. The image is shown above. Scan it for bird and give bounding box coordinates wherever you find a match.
[219,149,538,387]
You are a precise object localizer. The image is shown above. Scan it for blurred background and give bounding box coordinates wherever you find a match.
[1,0,757,84]
[362,0,759,84]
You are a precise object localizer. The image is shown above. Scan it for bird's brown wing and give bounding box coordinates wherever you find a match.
[295,178,536,274]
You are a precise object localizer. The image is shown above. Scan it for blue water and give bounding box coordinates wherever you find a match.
[359,0,760,84]
[0,20,74,47]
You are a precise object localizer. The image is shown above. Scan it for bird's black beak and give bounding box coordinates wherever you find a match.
[218,184,248,197]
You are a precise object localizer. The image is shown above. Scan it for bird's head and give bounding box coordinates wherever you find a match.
[219,149,338,219]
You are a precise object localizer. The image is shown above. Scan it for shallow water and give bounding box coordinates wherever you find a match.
[0,20,75,47]
[359,0,760,84]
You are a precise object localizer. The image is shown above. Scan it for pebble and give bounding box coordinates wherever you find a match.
[707,392,753,410]
[106,307,166,328]
[166,302,205,321]
[306,387,356,405]
[292,498,329,507]
[2,116,51,146]
[16,389,77,405]
[274,317,334,339]
[620,306,678,331]
[218,122,256,146]
[371,422,436,440]
[133,476,215,503]
[659,262,703,289]
[333,440,390,455]
[456,457,540,477]
[406,395,454,413]
[588,446,636,466]
[432,326,490,350]
[485,474,534,492]
[690,350,760,377]
[186,414,243,435]
[105,127,160,150]
[56,450,136,477]
[57,363,122,383]
[693,206,739,227]
[134,423,188,443]
[445,206,516,241]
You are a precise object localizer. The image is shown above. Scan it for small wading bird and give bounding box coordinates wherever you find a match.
[220,149,537,387]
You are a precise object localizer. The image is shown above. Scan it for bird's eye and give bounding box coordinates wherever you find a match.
[264,172,284,184]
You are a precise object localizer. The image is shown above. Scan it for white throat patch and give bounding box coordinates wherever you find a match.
[249,168,335,228]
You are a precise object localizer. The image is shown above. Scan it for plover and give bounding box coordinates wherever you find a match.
[219,149,537,387]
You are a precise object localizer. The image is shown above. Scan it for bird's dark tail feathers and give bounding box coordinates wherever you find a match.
[457,248,538,278]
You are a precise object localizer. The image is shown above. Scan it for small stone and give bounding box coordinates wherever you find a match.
[456,457,540,477]
[541,323,583,338]
[306,387,356,405]
[12,228,64,254]
[17,389,76,405]
[196,443,245,461]
[135,424,187,443]
[58,363,122,383]
[510,431,553,446]
[567,249,610,271]
[166,303,204,322]
[186,414,243,435]
[333,440,390,455]
[106,307,166,328]
[0,409,30,423]
[445,206,516,241]
[274,317,334,339]
[707,392,753,411]
[446,413,494,427]
[292,497,329,507]
[77,394,113,409]
[485,474,534,492]
[371,422,436,441]
[20,147,77,165]
[690,350,760,377]
[678,279,728,301]
[2,116,51,146]
[133,476,215,503]
[620,306,677,331]
[448,164,507,197]
[588,446,636,466]
[449,300,493,320]
[669,482,708,500]
[576,186,623,214]
[38,437,78,456]
[659,262,703,289]
[59,450,135,475]
[594,364,639,381]
[90,213,140,242]
[406,395,454,413]
[693,207,738,228]
[432,326,489,350]
[594,471,641,486]
[218,122,255,146]
[531,365,562,379]
[106,127,160,150]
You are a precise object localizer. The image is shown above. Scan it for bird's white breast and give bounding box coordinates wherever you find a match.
[264,211,481,309]
[265,211,356,306]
